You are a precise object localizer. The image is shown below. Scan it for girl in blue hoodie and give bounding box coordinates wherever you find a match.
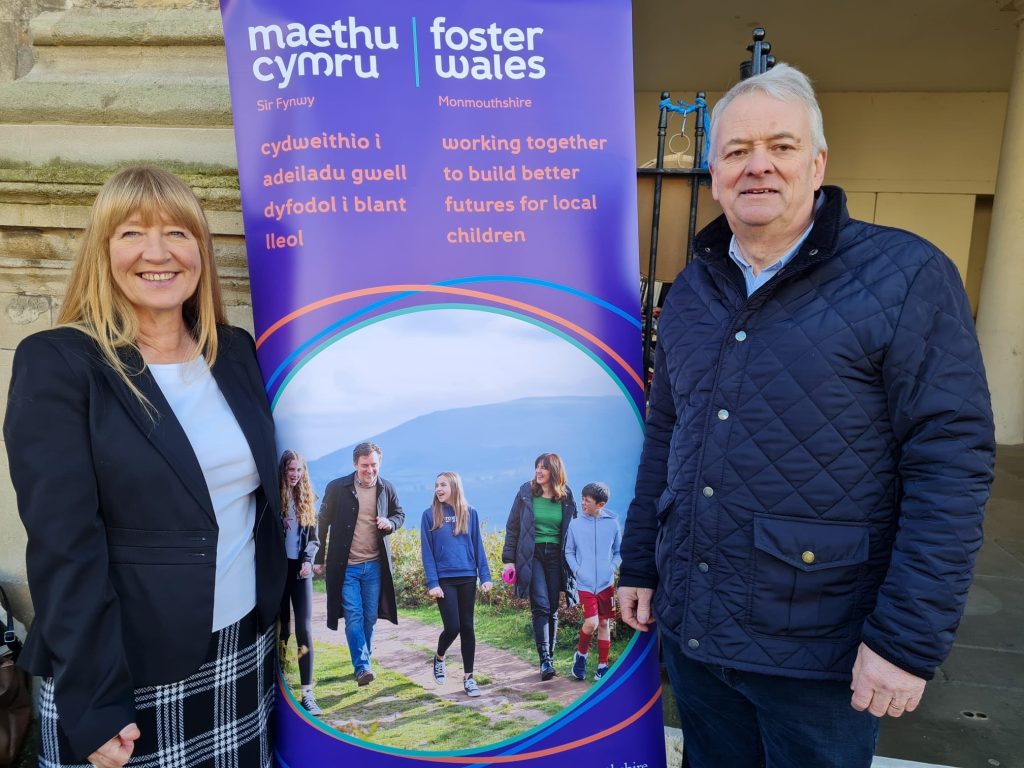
[420,471,492,697]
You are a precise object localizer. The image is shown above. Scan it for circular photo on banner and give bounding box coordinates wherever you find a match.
[273,308,644,750]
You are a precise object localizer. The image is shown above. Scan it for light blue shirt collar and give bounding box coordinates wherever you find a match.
[728,192,825,296]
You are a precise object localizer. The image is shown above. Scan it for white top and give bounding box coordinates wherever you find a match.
[283,497,301,559]
[149,357,259,631]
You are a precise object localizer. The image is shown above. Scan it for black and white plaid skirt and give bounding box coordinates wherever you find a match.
[39,610,275,768]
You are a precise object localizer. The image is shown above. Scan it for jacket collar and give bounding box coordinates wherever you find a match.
[694,185,849,293]
[341,471,383,495]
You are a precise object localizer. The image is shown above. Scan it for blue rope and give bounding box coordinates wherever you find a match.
[658,96,711,168]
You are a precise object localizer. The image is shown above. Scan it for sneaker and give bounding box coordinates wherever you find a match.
[540,657,555,681]
[301,691,322,715]
[571,651,588,681]
[356,669,375,686]
[433,655,447,685]
[594,664,609,681]
[463,676,481,697]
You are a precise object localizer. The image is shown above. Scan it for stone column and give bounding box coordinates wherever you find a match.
[976,0,1024,445]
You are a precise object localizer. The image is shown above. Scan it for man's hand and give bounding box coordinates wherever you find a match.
[376,517,394,531]
[850,643,926,718]
[88,722,140,768]
[298,562,312,578]
[617,586,656,632]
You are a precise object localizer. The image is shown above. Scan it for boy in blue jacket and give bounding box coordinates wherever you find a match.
[565,482,621,680]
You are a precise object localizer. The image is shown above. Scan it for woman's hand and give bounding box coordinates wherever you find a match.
[88,722,140,768]
[480,581,493,593]
[298,562,312,579]
[428,586,444,599]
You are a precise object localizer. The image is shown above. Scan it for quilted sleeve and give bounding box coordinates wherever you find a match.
[864,250,995,679]
[619,336,676,589]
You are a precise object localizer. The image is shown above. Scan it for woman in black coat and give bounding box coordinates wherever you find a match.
[5,166,286,768]
[501,452,578,680]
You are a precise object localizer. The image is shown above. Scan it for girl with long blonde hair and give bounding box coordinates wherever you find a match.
[419,471,492,697]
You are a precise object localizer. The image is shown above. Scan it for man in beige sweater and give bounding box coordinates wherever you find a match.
[314,442,405,685]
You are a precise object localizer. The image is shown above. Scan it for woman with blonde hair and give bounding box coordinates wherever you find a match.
[277,449,321,714]
[419,471,492,697]
[502,453,579,680]
[4,166,285,767]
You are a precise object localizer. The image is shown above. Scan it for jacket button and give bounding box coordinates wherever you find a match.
[698,562,709,573]
[802,550,815,564]
[687,638,700,649]
[702,486,714,498]
[717,409,729,420]
[735,330,747,341]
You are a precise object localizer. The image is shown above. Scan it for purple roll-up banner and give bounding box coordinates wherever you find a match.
[219,0,663,764]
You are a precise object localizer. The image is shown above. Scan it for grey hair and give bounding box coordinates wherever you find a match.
[708,63,827,165]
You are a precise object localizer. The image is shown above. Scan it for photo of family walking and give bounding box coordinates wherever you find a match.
[276,438,634,753]
[276,443,632,750]
[266,306,645,749]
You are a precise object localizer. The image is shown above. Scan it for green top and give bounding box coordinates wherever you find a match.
[533,496,562,544]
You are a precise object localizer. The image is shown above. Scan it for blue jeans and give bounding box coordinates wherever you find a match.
[341,560,381,677]
[661,631,879,768]
[529,542,562,651]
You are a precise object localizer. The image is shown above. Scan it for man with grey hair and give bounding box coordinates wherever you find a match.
[618,63,994,765]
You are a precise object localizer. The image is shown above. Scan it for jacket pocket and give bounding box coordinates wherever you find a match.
[106,527,217,565]
[653,492,676,576]
[748,516,869,639]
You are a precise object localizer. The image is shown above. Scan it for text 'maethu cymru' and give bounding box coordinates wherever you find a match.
[247,16,546,88]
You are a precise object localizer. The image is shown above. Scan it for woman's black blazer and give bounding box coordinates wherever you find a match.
[4,324,286,757]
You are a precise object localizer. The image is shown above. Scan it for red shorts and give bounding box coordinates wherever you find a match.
[579,586,615,620]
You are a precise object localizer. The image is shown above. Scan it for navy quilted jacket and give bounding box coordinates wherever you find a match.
[620,186,995,681]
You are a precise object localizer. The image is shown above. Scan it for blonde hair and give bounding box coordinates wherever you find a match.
[58,166,226,404]
[431,471,470,535]
[279,450,317,528]
[531,452,569,502]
